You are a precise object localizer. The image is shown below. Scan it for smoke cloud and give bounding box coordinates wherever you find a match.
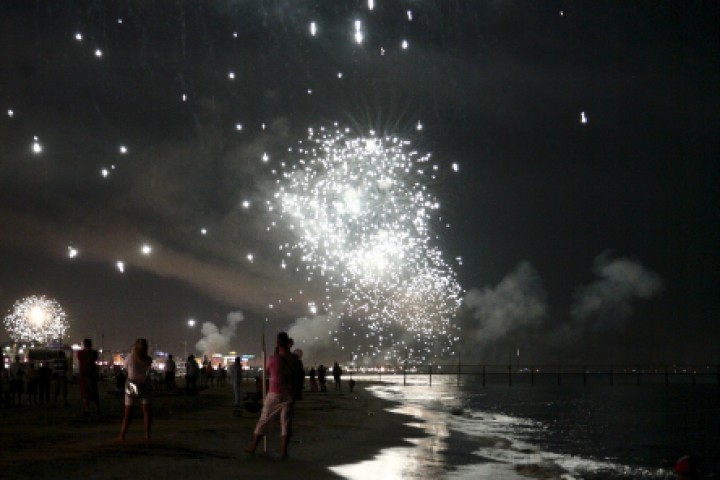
[286,314,342,365]
[571,253,663,329]
[195,310,245,357]
[462,261,548,344]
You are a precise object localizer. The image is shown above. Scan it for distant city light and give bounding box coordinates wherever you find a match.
[75,32,83,41]
[67,246,79,258]
[310,21,317,36]
[101,168,109,178]
[95,49,103,57]
[407,10,413,21]
[235,123,243,131]
[581,111,588,124]
[452,163,459,172]
[32,137,42,154]
[140,244,152,255]
[116,261,125,273]
[402,39,409,49]
[119,145,128,154]
[200,228,208,235]
[8,109,14,117]
[228,71,235,80]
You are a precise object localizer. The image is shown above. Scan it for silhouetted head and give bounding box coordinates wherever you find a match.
[83,338,92,349]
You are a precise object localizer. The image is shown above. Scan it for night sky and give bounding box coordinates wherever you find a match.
[1,1,718,365]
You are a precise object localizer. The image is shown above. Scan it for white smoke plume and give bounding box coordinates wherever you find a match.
[571,253,663,328]
[195,310,245,357]
[462,261,548,343]
[286,314,342,365]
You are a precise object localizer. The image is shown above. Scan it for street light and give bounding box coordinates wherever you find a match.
[184,319,196,359]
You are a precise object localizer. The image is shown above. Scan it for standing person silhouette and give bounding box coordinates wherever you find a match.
[118,338,153,441]
[332,361,342,391]
[245,332,302,458]
[77,338,101,415]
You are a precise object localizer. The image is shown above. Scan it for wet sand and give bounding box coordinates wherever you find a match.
[0,381,426,479]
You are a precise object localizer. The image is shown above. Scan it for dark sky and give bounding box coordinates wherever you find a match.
[1,1,718,365]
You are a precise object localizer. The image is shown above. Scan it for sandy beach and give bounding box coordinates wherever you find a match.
[0,380,426,480]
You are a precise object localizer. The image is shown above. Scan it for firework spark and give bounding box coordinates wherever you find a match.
[272,127,462,363]
[3,295,69,344]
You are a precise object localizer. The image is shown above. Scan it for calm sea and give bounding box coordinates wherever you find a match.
[332,375,719,479]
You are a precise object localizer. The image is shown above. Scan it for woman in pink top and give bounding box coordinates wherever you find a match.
[245,332,301,457]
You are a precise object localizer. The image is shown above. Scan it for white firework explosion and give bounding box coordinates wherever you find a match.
[272,126,461,364]
[3,295,69,344]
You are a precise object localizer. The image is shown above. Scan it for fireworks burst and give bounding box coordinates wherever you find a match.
[3,295,69,344]
[272,126,462,364]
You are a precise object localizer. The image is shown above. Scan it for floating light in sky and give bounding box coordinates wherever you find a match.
[307,88,313,95]
[94,49,103,57]
[337,72,343,79]
[416,121,423,130]
[75,32,83,41]
[67,246,79,258]
[581,111,588,124]
[402,39,409,49]
[32,137,42,154]
[368,0,375,10]
[182,94,187,102]
[117,18,123,24]
[273,127,461,363]
[233,32,238,38]
[3,295,68,343]
[310,21,317,36]
[261,123,266,130]
[560,10,564,16]
[235,123,243,131]
[140,244,152,256]
[200,228,208,235]
[228,71,235,80]
[247,253,254,263]
[354,20,364,44]
[119,145,128,154]
[380,47,386,56]
[116,261,125,273]
[407,10,413,21]
[452,163,459,172]
[7,109,13,118]
[262,152,269,163]
[242,200,251,209]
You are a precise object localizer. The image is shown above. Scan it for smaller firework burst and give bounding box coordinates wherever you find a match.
[3,295,69,344]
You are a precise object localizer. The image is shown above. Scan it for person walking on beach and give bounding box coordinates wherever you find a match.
[332,361,342,391]
[308,366,318,392]
[52,351,69,406]
[185,355,198,392]
[245,332,302,458]
[118,338,153,441]
[231,356,243,407]
[77,338,101,415]
[317,364,327,392]
[165,354,176,390]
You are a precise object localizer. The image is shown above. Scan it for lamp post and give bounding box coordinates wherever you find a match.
[184,318,196,360]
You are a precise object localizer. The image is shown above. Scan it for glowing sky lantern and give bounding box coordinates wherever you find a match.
[3,295,69,344]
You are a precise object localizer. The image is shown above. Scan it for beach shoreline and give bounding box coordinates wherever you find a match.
[0,380,428,479]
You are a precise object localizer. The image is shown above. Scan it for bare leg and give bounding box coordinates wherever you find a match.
[142,403,152,440]
[245,433,261,454]
[280,435,288,458]
[118,405,132,440]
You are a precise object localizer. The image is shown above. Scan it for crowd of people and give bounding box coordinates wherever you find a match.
[1,333,353,459]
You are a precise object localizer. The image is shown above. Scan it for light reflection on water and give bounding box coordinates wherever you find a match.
[330,381,677,480]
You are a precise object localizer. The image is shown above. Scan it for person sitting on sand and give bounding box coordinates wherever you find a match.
[245,332,302,458]
[118,338,153,441]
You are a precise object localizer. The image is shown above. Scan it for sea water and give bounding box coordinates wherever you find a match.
[331,375,719,479]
